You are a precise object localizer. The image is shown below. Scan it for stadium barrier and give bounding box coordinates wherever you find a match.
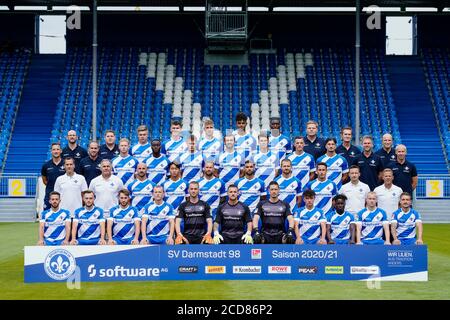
[24,244,428,283]
[416,174,450,199]
[0,174,38,198]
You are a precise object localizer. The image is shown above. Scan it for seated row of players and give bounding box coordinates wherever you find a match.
[38,179,424,246]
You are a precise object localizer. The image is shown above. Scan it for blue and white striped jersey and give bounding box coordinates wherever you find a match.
[269,134,292,160]
[357,207,389,244]
[233,131,257,161]
[216,150,245,188]
[198,137,222,162]
[162,137,187,162]
[73,206,105,244]
[142,201,175,244]
[108,205,140,243]
[40,208,71,245]
[235,177,265,214]
[326,210,355,243]
[273,174,303,212]
[294,206,326,244]
[392,208,422,242]
[197,177,226,216]
[162,178,188,212]
[316,154,349,190]
[179,151,205,182]
[286,151,315,190]
[305,179,338,215]
[251,150,279,187]
[131,142,152,163]
[112,155,139,186]
[127,179,155,213]
[144,154,170,186]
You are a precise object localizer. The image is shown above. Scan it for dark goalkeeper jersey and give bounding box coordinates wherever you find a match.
[255,199,292,237]
[215,201,252,239]
[176,200,211,238]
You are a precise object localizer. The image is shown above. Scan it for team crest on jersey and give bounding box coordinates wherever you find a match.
[391,155,395,159]
[371,160,375,164]
[359,188,363,192]
[76,153,80,157]
[405,166,410,171]
[60,166,64,170]
[350,152,355,155]
[316,143,320,147]
[110,182,115,187]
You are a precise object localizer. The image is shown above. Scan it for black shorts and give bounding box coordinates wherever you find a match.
[263,233,283,244]
[222,236,242,244]
[184,234,203,244]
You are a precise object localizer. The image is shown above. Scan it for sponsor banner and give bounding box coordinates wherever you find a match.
[24,245,428,283]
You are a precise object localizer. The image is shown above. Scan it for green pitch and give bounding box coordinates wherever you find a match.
[0,222,449,300]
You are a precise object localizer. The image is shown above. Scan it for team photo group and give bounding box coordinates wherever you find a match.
[39,112,423,247]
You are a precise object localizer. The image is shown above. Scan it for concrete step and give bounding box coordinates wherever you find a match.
[414,199,450,223]
[0,198,36,222]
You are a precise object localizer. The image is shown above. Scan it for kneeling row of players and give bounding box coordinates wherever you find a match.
[38,182,424,246]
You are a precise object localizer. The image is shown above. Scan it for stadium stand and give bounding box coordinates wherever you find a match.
[421,48,450,172]
[0,49,31,171]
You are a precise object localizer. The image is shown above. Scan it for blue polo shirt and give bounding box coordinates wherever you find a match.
[336,144,362,165]
[375,148,397,168]
[352,152,384,191]
[99,144,120,160]
[79,156,102,186]
[387,160,418,195]
[62,145,88,172]
[41,159,65,199]
[303,136,326,160]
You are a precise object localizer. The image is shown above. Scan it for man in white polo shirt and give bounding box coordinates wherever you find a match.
[374,168,402,220]
[339,165,370,218]
[89,159,124,218]
[54,157,88,217]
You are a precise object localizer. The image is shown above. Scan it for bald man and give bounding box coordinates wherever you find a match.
[375,133,396,168]
[387,145,418,196]
[62,129,88,172]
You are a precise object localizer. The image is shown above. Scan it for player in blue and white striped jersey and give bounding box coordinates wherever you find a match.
[294,190,327,245]
[141,186,175,244]
[179,135,205,182]
[391,192,424,245]
[356,192,391,245]
[144,139,170,186]
[162,162,188,213]
[273,159,302,212]
[286,136,315,190]
[216,134,245,189]
[304,162,338,216]
[317,137,349,190]
[197,161,226,219]
[235,160,266,215]
[268,117,292,161]
[38,191,71,246]
[326,194,356,244]
[233,112,256,161]
[70,190,106,245]
[127,163,155,214]
[107,189,140,245]
[112,138,139,187]
[252,133,279,187]
[198,119,223,162]
[162,120,187,162]
[131,125,152,163]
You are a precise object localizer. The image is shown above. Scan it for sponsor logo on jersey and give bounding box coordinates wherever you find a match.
[325,266,344,274]
[268,266,291,274]
[251,248,262,259]
[232,266,262,274]
[178,266,199,273]
[298,266,318,274]
[350,266,380,275]
[205,266,226,274]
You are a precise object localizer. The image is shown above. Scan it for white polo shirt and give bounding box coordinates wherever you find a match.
[339,180,370,217]
[89,174,124,217]
[54,173,88,217]
[374,184,403,220]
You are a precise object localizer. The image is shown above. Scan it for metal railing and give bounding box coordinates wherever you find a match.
[416,174,450,199]
[0,174,39,198]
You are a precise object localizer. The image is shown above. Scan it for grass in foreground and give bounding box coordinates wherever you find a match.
[0,223,449,300]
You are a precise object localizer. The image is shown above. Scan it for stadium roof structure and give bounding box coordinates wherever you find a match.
[3,0,450,12]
